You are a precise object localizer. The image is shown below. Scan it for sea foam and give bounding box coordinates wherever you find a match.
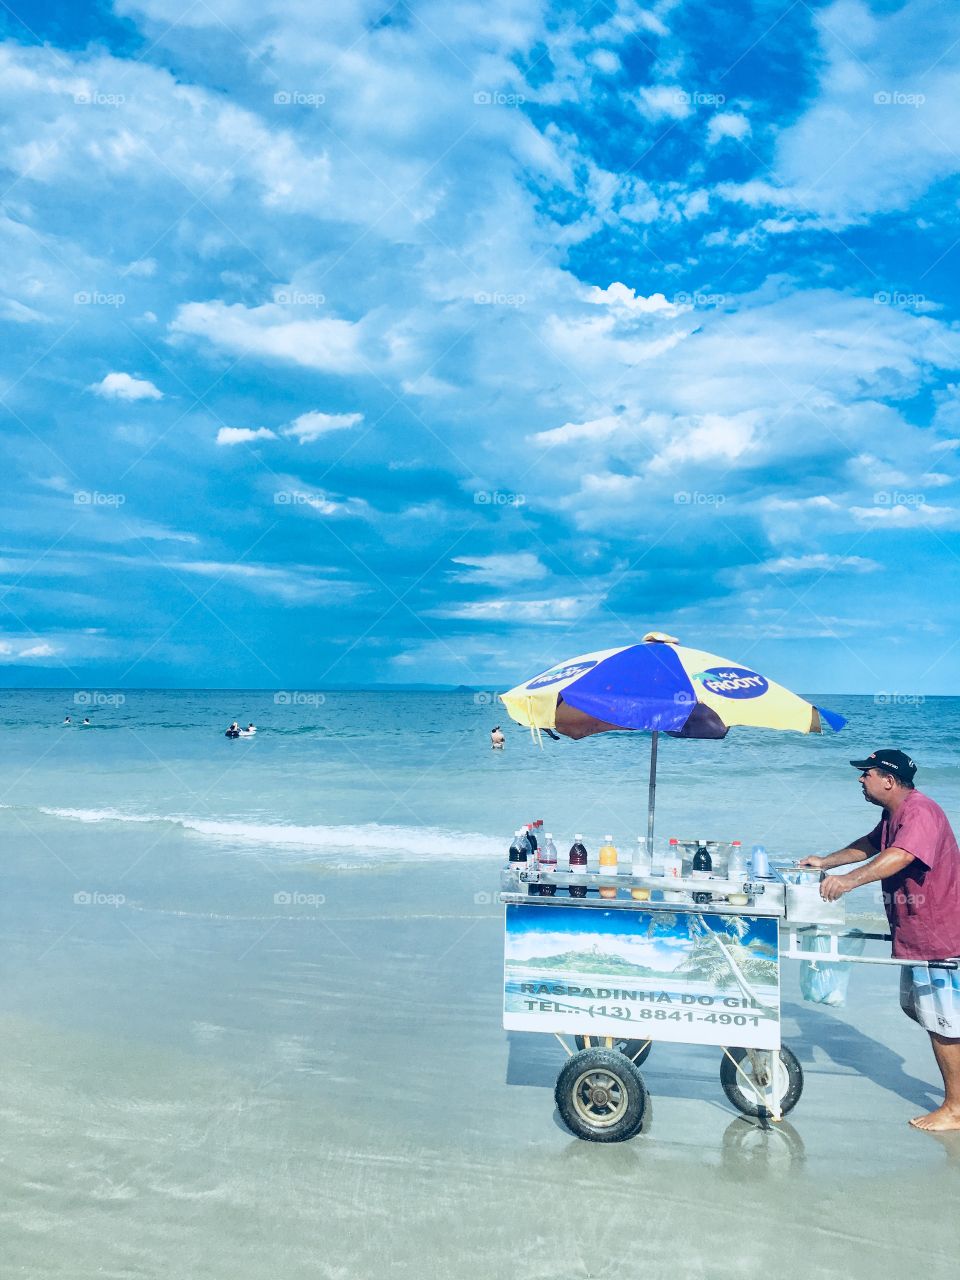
[36,806,502,861]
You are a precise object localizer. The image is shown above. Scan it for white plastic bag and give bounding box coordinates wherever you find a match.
[799,929,866,1008]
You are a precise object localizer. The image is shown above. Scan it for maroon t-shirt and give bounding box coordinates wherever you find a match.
[867,789,960,960]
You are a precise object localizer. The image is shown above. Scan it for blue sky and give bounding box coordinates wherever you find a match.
[1,0,959,691]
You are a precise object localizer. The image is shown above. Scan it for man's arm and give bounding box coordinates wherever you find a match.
[798,835,877,871]
[820,846,915,902]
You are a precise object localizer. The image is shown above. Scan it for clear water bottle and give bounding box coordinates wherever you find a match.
[727,840,749,882]
[751,843,770,878]
[538,833,558,896]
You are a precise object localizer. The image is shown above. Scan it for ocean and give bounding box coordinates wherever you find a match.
[2,690,959,1278]
[1,689,956,866]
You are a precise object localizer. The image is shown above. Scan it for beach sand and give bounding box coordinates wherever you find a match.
[2,809,960,1280]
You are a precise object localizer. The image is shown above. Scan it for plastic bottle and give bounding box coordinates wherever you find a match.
[727,840,748,882]
[663,836,683,900]
[691,838,713,905]
[568,835,588,898]
[751,843,770,878]
[631,835,652,900]
[524,824,538,857]
[538,833,558,896]
[598,836,618,899]
[508,830,527,864]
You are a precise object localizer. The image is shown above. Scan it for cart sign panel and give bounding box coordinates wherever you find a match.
[504,903,781,1050]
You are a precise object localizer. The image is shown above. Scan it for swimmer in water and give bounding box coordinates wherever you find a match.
[491,726,505,750]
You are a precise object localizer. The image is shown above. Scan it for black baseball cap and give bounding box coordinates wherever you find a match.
[850,748,917,783]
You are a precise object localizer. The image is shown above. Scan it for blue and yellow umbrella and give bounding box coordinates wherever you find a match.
[500,632,844,839]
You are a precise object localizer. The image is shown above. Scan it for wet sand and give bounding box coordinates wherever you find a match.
[2,821,960,1278]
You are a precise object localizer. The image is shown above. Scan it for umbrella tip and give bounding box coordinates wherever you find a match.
[642,631,679,644]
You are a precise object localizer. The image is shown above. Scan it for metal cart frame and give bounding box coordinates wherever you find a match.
[502,859,958,1140]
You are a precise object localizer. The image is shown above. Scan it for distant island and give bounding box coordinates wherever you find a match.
[507,948,675,980]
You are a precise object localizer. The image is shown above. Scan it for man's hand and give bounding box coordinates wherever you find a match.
[820,874,852,902]
[798,855,826,870]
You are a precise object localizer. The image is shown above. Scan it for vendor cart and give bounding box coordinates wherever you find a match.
[501,844,958,1141]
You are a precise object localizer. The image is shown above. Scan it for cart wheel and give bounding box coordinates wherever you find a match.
[719,1045,804,1119]
[574,1034,652,1066]
[555,1048,647,1142]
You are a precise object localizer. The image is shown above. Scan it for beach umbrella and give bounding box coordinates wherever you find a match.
[499,632,845,842]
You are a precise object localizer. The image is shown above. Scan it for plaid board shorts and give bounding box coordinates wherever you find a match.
[900,964,960,1037]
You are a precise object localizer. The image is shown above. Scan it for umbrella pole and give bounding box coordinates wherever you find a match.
[646,730,658,848]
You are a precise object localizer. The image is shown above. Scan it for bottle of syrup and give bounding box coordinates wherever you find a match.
[691,838,713,905]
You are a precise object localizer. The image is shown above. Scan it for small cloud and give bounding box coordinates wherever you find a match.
[121,258,157,278]
[19,643,57,658]
[635,85,691,121]
[450,553,547,587]
[90,372,163,401]
[37,475,73,493]
[532,414,624,446]
[707,112,751,145]
[283,410,363,443]
[760,554,880,575]
[589,49,621,75]
[851,503,960,528]
[583,282,679,314]
[216,426,278,446]
[431,596,598,623]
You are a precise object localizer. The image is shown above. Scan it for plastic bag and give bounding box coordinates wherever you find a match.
[799,929,866,1008]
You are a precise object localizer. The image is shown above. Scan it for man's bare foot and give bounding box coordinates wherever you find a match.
[909,1105,960,1131]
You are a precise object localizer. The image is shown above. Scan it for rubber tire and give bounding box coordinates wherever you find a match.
[719,1045,804,1118]
[555,1048,648,1142]
[574,1034,652,1066]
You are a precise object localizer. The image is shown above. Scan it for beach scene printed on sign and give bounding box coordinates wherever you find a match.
[504,903,781,1050]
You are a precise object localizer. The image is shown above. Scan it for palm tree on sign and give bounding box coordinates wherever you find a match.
[647,913,777,1013]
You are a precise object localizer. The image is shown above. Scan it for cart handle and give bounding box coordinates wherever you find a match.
[783,926,959,968]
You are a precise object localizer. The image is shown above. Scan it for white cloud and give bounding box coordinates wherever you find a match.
[284,411,363,443]
[121,257,157,277]
[583,282,680,314]
[851,503,960,528]
[647,411,758,472]
[589,49,621,75]
[719,0,960,228]
[90,371,163,400]
[531,414,625,446]
[170,301,366,373]
[18,642,58,657]
[271,475,371,519]
[760,554,880,574]
[450,553,548,586]
[168,560,355,604]
[707,112,751,145]
[431,596,599,622]
[635,85,691,121]
[216,427,278,446]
